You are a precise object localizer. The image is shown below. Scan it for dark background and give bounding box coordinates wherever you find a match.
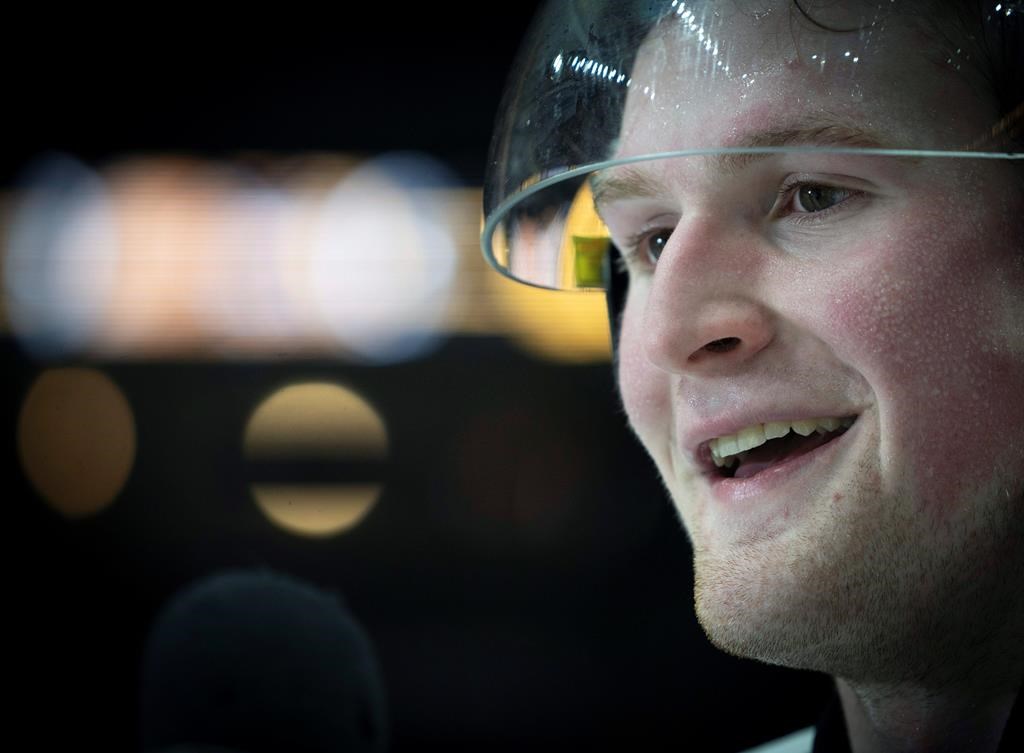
[4,6,830,752]
[3,6,544,184]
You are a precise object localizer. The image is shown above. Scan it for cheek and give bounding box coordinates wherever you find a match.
[825,197,1024,507]
[617,292,673,460]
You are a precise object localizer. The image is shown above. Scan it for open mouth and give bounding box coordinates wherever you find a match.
[706,416,856,480]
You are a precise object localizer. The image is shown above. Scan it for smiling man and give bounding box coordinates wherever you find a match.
[482,1,1024,751]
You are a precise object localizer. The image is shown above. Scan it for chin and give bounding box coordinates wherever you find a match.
[691,547,861,674]
[694,587,848,673]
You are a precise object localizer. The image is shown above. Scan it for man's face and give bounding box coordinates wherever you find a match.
[598,3,1024,679]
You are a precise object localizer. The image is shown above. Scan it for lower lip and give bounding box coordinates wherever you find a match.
[706,421,857,505]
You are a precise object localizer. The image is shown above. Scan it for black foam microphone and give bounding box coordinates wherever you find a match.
[140,569,388,753]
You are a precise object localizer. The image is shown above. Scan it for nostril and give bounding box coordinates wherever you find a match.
[703,337,741,354]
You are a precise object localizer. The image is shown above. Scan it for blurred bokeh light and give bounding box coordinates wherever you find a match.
[1,150,610,363]
[488,278,612,363]
[17,367,136,518]
[243,381,388,537]
[309,152,458,363]
[4,154,118,357]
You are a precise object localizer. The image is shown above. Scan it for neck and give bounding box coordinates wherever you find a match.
[837,678,1020,753]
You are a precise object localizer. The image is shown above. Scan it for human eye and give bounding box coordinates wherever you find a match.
[771,178,863,223]
[615,226,674,272]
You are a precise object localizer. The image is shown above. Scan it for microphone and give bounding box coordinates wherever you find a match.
[139,568,388,753]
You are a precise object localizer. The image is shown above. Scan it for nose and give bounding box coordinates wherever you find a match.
[639,216,775,375]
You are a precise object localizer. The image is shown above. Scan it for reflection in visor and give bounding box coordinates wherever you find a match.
[504,180,611,290]
[482,0,1024,291]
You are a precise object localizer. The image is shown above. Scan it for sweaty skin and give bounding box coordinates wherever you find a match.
[599,4,1024,752]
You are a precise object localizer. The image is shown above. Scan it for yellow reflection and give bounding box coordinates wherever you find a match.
[17,367,136,518]
[487,181,612,363]
[560,181,611,290]
[251,484,380,538]
[244,382,387,537]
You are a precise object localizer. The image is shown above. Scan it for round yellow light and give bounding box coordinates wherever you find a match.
[243,382,388,537]
[17,367,136,518]
[488,276,612,363]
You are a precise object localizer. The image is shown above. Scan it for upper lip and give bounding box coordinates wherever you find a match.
[680,406,862,471]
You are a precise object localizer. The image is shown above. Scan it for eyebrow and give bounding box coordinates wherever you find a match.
[591,122,891,210]
[716,123,889,172]
[590,166,667,208]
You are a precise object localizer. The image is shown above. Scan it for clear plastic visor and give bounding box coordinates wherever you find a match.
[482,0,1024,290]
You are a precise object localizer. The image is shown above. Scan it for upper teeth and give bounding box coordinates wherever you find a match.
[709,416,855,468]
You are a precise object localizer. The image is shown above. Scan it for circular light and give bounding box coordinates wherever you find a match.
[17,367,136,518]
[488,276,612,363]
[102,158,232,354]
[4,154,117,357]
[308,152,457,363]
[243,382,388,537]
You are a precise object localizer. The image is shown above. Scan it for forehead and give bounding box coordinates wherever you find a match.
[614,0,993,159]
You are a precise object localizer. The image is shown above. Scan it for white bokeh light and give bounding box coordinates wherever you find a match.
[309,152,457,363]
[4,154,118,357]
